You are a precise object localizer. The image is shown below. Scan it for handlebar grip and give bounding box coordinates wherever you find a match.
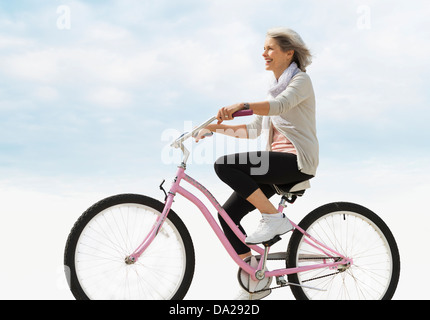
[232,109,254,117]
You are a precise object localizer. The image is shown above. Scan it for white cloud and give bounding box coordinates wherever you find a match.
[0,19,266,111]
[306,1,430,126]
[0,34,34,48]
[88,86,133,108]
[0,48,60,83]
[33,85,59,101]
[84,22,133,43]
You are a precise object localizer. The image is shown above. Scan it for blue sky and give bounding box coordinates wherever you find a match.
[0,0,429,186]
[1,0,430,299]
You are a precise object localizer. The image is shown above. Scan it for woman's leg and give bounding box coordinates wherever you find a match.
[218,184,275,256]
[215,151,312,208]
[215,151,313,244]
[246,188,278,214]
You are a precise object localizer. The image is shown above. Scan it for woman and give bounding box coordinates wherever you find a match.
[195,27,318,299]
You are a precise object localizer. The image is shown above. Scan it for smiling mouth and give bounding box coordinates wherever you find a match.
[265,59,273,65]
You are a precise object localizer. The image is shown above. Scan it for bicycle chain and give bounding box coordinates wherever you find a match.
[249,256,342,294]
[255,270,342,294]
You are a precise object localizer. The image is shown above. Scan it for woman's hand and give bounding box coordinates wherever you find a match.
[216,103,244,124]
[193,127,213,142]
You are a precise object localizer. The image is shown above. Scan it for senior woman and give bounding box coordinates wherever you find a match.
[195,27,318,299]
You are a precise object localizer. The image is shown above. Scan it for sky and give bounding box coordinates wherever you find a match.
[0,0,429,300]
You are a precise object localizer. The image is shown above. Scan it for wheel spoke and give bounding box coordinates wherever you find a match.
[287,203,399,300]
[65,195,194,300]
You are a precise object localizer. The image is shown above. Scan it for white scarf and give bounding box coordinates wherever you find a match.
[268,62,300,99]
[265,62,301,137]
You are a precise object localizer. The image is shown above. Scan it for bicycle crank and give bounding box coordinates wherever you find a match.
[237,256,272,293]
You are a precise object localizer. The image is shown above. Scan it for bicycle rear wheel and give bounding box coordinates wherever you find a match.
[286,202,400,300]
[64,194,195,300]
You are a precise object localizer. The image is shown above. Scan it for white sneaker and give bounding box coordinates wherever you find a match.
[245,213,293,245]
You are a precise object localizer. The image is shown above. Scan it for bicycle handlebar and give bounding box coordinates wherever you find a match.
[170,110,254,149]
[232,109,253,117]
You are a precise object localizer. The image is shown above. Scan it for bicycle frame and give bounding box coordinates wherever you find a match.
[129,114,352,282]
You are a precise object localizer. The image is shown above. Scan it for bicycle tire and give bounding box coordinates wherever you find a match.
[64,193,195,300]
[286,202,400,300]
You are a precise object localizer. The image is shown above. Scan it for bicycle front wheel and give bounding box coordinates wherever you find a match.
[286,202,400,300]
[64,194,195,300]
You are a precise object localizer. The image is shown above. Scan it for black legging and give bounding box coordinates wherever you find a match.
[214,151,313,255]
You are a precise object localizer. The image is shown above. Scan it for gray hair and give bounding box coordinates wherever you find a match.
[267,27,312,72]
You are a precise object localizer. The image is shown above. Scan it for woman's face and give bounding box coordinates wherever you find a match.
[263,37,294,78]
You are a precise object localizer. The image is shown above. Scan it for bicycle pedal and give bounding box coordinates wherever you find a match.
[262,235,282,247]
[276,276,287,286]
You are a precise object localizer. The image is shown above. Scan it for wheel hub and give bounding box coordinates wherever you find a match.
[124,256,136,265]
[337,259,353,272]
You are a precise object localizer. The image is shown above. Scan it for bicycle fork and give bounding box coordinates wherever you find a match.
[126,166,189,263]
[126,187,176,264]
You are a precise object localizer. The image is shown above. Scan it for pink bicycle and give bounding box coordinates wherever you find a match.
[64,111,400,300]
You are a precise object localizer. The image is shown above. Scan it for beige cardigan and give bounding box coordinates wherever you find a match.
[246,71,319,179]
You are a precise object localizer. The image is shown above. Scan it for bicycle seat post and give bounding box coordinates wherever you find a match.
[278,197,288,212]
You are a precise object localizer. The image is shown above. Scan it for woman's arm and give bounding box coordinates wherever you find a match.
[208,123,248,139]
[196,101,270,141]
[194,123,248,142]
[195,102,267,142]
[216,102,270,124]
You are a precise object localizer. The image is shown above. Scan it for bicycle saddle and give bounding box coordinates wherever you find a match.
[273,180,310,197]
